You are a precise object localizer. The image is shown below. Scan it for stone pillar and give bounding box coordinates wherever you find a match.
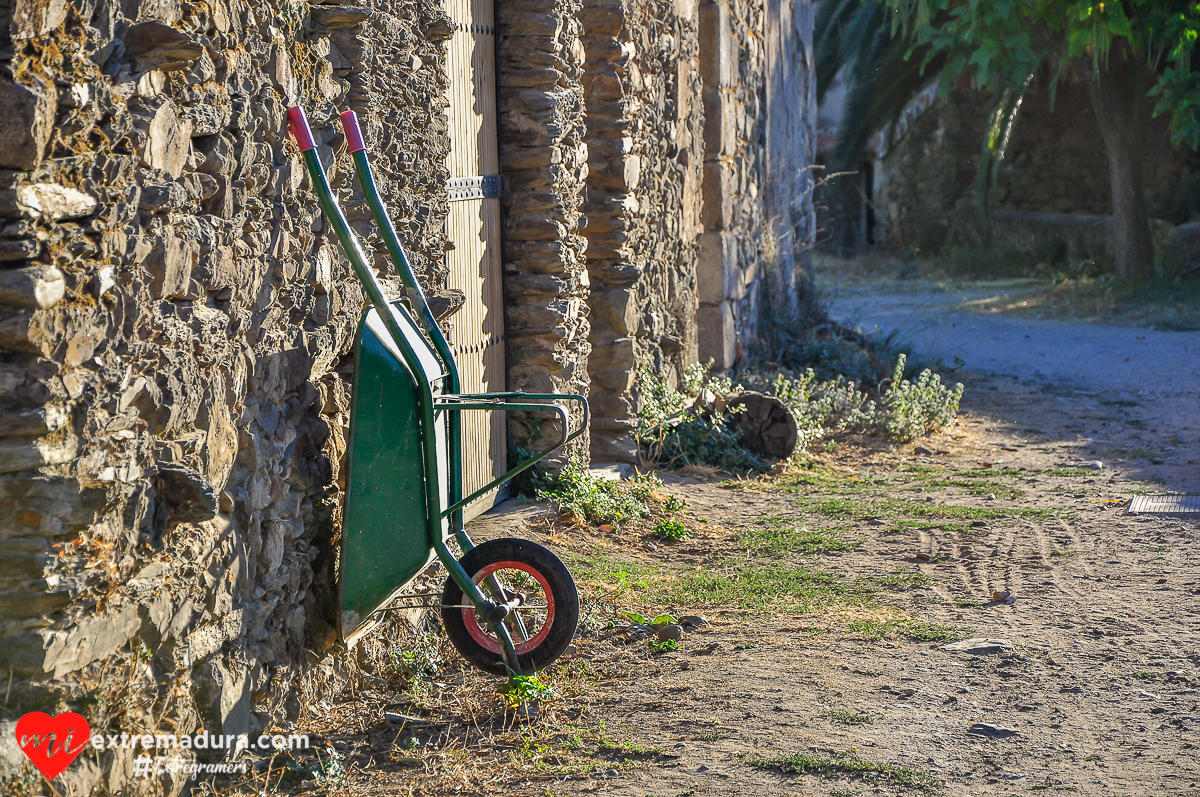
[579,0,703,463]
[496,0,592,462]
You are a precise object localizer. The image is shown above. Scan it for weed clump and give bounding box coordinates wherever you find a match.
[653,518,689,541]
[635,363,770,474]
[747,353,964,446]
[538,460,663,528]
[636,354,964,473]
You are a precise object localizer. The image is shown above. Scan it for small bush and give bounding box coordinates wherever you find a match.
[653,518,689,541]
[635,364,769,474]
[507,444,556,498]
[775,330,882,385]
[661,495,687,512]
[746,353,963,449]
[635,352,963,470]
[538,460,662,528]
[854,354,964,442]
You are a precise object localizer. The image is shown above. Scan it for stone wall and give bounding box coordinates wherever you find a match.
[0,0,453,790]
[496,0,591,459]
[694,0,767,371]
[875,70,1192,255]
[579,0,704,463]
[577,0,816,458]
[0,0,818,784]
[762,0,816,333]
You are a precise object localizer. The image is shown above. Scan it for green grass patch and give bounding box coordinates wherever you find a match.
[1050,550,1079,557]
[955,468,1027,478]
[912,479,1024,499]
[692,730,724,741]
[567,549,856,612]
[661,563,855,612]
[745,751,941,792]
[778,466,880,491]
[812,498,860,518]
[1044,468,1096,477]
[819,709,873,725]
[890,519,973,535]
[791,494,1058,523]
[878,498,1056,521]
[740,517,860,556]
[849,618,964,642]
[569,548,965,638]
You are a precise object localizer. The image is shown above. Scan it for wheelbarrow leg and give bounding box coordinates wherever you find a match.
[454,527,476,553]
[434,535,526,675]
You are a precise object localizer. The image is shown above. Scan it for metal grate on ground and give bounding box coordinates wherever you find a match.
[1128,494,1200,514]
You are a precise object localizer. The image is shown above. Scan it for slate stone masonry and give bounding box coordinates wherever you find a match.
[580,0,704,463]
[0,0,453,790]
[496,0,592,460]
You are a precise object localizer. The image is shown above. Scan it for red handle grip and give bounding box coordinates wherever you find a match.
[340,109,365,154]
[287,106,316,152]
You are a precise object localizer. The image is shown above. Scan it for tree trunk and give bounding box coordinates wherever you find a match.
[1079,48,1156,279]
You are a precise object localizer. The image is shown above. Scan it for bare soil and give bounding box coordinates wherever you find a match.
[231,282,1200,797]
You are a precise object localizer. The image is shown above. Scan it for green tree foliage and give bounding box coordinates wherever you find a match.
[889,1,1200,147]
[816,1,941,174]
[884,0,1200,278]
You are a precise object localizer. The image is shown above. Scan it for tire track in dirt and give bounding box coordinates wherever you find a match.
[998,522,1022,597]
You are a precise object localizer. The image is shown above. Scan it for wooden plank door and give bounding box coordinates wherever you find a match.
[445,0,506,521]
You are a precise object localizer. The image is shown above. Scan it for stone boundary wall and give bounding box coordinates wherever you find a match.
[762,0,816,335]
[496,0,591,460]
[694,0,767,371]
[0,0,453,790]
[875,72,1190,254]
[579,0,704,463]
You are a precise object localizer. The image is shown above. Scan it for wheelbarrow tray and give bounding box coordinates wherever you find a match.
[340,299,449,642]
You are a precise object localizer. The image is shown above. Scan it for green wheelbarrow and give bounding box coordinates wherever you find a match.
[286,106,587,676]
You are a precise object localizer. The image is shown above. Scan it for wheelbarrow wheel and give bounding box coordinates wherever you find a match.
[441,538,579,676]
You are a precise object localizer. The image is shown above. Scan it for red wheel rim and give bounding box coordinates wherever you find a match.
[462,561,556,655]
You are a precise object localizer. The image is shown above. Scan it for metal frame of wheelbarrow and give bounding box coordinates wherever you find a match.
[286,106,587,675]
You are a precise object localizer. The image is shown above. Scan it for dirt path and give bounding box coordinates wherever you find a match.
[828,284,1200,494]
[284,288,1200,797]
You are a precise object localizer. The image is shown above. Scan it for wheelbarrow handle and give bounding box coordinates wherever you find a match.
[340,109,367,154]
[286,106,317,152]
[434,394,588,518]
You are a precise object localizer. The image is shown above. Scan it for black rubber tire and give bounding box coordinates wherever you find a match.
[441,538,579,676]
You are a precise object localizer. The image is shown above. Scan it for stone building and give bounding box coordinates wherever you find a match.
[0,0,814,790]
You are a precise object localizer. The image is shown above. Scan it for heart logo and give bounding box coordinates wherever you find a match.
[15,712,90,781]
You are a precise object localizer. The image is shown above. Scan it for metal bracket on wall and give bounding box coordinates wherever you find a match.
[448,176,502,202]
